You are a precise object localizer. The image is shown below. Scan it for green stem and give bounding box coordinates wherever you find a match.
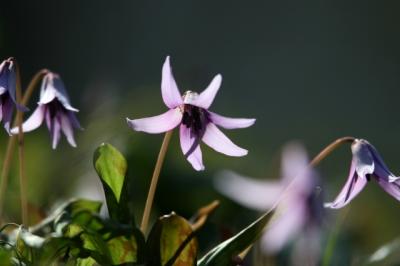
[140,130,173,233]
[0,69,47,223]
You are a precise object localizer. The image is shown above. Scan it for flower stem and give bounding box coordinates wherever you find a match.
[238,136,356,260]
[15,63,28,225]
[0,69,47,223]
[140,130,173,233]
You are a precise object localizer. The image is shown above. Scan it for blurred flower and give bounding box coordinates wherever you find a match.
[11,72,81,149]
[127,56,255,171]
[0,58,28,134]
[325,139,400,209]
[215,142,323,260]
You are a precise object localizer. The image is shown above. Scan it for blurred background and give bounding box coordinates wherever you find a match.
[1,0,400,264]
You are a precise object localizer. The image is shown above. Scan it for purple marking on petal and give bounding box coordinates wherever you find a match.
[208,111,255,129]
[374,177,400,201]
[179,124,204,171]
[325,160,368,209]
[127,108,182,134]
[2,96,13,134]
[161,56,183,108]
[51,116,61,149]
[202,123,248,157]
[10,105,45,135]
[192,74,222,109]
[60,112,77,147]
[214,170,282,211]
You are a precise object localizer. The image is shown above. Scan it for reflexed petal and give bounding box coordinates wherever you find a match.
[374,177,400,201]
[208,111,255,129]
[202,123,248,156]
[2,96,14,134]
[127,108,182,134]
[179,125,204,171]
[51,117,61,149]
[214,170,282,211]
[161,56,183,108]
[192,74,222,109]
[68,112,82,129]
[367,141,399,182]
[325,161,368,209]
[262,200,306,253]
[10,105,45,134]
[60,112,77,147]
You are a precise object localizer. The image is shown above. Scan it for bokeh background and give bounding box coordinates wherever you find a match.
[1,0,400,264]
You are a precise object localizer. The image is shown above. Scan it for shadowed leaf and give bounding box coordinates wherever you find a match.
[147,213,197,266]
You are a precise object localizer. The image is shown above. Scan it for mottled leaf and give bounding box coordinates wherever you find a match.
[147,213,198,266]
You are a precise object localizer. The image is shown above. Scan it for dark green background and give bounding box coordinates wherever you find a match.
[1,0,400,263]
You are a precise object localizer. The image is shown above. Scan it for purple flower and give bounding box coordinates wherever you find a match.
[215,143,323,257]
[127,56,255,171]
[0,58,28,134]
[11,72,81,149]
[325,139,400,209]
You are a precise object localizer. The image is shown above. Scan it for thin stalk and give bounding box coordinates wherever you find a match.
[0,69,47,222]
[140,130,173,233]
[15,63,27,225]
[238,136,356,260]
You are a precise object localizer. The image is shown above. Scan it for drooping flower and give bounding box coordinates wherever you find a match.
[127,56,255,171]
[215,142,323,259]
[0,58,28,134]
[11,72,81,149]
[325,139,400,209]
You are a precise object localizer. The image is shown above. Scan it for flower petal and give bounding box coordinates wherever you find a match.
[192,74,222,109]
[2,96,14,134]
[60,112,77,147]
[214,170,282,211]
[325,160,368,209]
[127,108,182,134]
[262,199,306,253]
[351,139,375,178]
[179,124,204,171]
[10,105,46,135]
[374,177,400,201]
[161,56,183,108]
[208,111,255,129]
[202,123,248,156]
[51,116,61,149]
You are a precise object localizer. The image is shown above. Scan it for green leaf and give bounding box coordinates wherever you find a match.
[198,212,272,266]
[94,143,132,223]
[107,235,138,264]
[76,257,97,266]
[94,143,127,203]
[147,213,197,266]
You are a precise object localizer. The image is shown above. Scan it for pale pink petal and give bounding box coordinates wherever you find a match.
[262,199,306,254]
[60,113,76,147]
[161,56,183,108]
[179,125,204,171]
[325,160,368,209]
[127,108,182,134]
[10,105,45,134]
[214,170,282,211]
[208,111,255,129]
[51,117,61,149]
[202,123,247,157]
[374,177,400,201]
[192,74,222,109]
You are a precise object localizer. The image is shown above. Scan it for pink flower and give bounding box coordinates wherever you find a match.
[215,142,323,258]
[11,72,81,149]
[0,58,28,134]
[127,56,255,171]
[325,139,400,209]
